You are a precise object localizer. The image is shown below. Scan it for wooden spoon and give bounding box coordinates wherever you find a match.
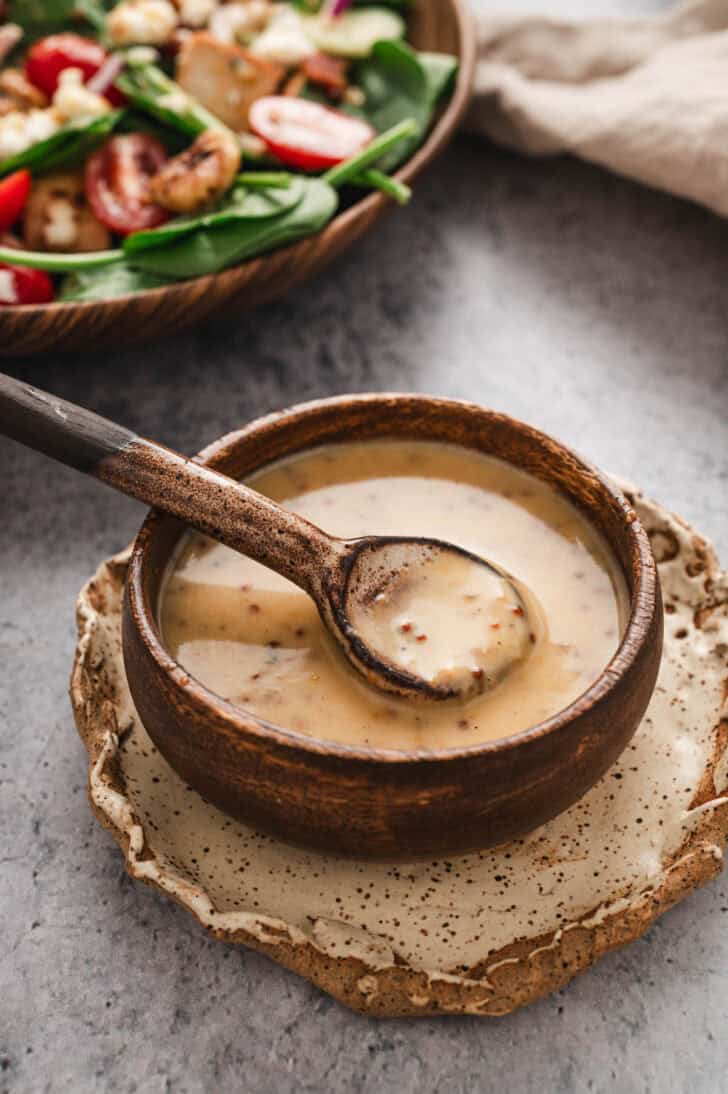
[0,373,532,702]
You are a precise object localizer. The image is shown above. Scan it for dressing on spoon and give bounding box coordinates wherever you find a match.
[346,540,534,700]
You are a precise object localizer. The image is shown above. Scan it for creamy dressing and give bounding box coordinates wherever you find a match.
[160,441,628,750]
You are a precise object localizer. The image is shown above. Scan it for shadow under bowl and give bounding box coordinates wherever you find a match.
[122,394,663,861]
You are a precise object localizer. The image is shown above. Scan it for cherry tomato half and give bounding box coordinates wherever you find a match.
[25,33,125,106]
[0,263,54,307]
[85,135,170,235]
[249,97,375,172]
[0,169,31,232]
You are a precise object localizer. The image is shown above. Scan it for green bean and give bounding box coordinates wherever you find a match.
[351,168,411,204]
[0,247,123,272]
[322,118,418,187]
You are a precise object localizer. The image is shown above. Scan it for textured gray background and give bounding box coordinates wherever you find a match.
[2,1,727,1091]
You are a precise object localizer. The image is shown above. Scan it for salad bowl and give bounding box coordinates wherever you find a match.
[0,1,474,356]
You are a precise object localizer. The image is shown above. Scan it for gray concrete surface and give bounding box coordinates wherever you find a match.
[2,2,727,1091]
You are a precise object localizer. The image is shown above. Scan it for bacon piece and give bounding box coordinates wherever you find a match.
[301,52,348,100]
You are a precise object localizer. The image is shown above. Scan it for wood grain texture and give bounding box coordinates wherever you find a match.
[0,0,475,357]
[122,394,664,861]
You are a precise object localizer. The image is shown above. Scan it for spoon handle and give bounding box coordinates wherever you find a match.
[0,372,336,594]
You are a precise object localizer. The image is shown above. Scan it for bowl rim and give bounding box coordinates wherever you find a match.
[2,0,476,321]
[126,393,661,766]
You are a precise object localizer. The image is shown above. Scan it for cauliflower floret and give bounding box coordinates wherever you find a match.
[107,0,178,46]
[0,268,18,303]
[249,7,315,66]
[0,109,59,163]
[209,1,272,44]
[52,68,111,122]
[43,197,79,248]
[175,0,218,28]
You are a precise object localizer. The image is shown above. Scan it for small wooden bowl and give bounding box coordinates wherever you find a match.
[122,395,664,861]
[1,1,474,357]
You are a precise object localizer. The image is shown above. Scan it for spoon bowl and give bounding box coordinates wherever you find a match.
[330,536,532,701]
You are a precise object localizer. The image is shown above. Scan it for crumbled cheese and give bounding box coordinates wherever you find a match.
[209,1,272,44]
[0,269,17,304]
[125,45,161,64]
[177,0,217,27]
[249,7,315,65]
[0,109,59,163]
[107,0,178,46]
[52,68,111,122]
[344,85,366,108]
[239,131,266,158]
[158,89,192,114]
[44,198,78,249]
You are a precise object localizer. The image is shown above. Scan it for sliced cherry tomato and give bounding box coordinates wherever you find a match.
[0,169,31,232]
[0,263,54,307]
[25,33,125,106]
[85,135,170,235]
[249,96,375,172]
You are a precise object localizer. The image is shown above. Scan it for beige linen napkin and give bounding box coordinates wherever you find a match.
[466,0,728,216]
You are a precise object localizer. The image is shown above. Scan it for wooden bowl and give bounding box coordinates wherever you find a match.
[1,1,474,357]
[122,395,664,862]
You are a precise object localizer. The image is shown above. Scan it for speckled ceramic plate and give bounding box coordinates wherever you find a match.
[71,482,728,1017]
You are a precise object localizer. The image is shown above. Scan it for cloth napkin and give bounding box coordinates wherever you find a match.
[466,0,728,217]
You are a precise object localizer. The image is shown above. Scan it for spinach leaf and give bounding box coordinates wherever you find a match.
[10,0,76,36]
[128,178,338,279]
[60,262,175,302]
[350,41,457,171]
[124,177,306,256]
[10,0,110,37]
[0,111,123,177]
[74,0,110,33]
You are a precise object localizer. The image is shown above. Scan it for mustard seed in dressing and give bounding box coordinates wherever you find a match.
[160,441,628,750]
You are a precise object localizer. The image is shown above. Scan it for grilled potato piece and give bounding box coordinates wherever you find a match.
[176,31,283,130]
[23,173,111,252]
[0,69,48,110]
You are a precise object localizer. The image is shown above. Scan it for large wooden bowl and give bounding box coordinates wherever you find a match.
[1,1,474,357]
[122,394,664,861]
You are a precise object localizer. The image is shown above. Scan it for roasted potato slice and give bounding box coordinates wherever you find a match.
[176,31,283,130]
[0,69,48,110]
[23,173,111,253]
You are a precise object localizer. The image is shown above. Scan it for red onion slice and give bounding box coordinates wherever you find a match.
[87,52,125,96]
[323,0,355,17]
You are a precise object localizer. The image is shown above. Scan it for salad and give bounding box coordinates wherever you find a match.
[0,0,457,306]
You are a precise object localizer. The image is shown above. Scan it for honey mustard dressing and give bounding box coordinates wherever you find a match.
[160,441,628,750]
